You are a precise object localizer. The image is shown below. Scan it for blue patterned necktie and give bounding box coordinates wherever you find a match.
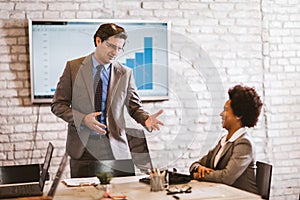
[101,66,110,113]
[94,65,103,122]
[94,65,110,126]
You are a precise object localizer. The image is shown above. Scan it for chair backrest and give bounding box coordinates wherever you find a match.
[256,161,273,200]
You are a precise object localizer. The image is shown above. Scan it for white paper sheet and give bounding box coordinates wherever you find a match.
[62,177,100,187]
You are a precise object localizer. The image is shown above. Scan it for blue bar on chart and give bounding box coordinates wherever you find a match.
[144,37,153,89]
[125,37,153,90]
[135,52,144,90]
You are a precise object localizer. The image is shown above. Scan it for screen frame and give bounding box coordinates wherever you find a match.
[28,18,170,104]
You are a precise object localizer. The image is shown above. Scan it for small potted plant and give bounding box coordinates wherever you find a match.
[96,172,112,185]
[96,172,113,194]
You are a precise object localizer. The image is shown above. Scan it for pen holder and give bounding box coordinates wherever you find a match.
[150,174,165,192]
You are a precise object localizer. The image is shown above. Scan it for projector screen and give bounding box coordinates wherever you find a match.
[28,19,170,103]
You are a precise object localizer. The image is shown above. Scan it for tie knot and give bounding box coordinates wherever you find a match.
[97,65,103,71]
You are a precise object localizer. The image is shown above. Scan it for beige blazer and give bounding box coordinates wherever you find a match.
[51,53,150,159]
[189,133,258,194]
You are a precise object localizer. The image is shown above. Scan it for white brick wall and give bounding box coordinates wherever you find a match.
[0,0,299,199]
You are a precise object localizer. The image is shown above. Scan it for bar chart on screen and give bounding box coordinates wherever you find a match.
[123,37,153,90]
[117,22,169,100]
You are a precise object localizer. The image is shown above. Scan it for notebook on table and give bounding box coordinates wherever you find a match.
[0,142,54,199]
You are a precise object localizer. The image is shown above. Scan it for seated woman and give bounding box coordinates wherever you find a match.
[189,84,263,194]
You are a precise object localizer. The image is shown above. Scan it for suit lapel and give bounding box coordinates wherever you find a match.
[219,132,246,161]
[219,142,233,159]
[210,142,222,167]
[210,137,233,168]
[213,132,247,169]
[80,54,94,107]
[106,63,122,111]
[214,142,234,169]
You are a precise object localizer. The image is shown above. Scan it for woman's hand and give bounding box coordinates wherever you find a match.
[193,166,214,179]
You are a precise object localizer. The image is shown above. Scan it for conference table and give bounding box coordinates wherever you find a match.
[46,175,262,200]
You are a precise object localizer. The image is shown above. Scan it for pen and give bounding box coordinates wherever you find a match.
[172,195,180,200]
[112,195,128,200]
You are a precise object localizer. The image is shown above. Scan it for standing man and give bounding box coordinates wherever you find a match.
[51,23,163,178]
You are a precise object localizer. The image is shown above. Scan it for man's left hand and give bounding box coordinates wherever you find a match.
[145,109,164,131]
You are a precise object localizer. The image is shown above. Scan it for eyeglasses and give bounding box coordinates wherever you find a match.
[105,41,124,53]
[166,184,192,195]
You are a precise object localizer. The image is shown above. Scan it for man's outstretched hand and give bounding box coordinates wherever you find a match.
[83,112,107,134]
[145,109,164,131]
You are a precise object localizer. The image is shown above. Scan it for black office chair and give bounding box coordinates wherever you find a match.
[256,161,273,200]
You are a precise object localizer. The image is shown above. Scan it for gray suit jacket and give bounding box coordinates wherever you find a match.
[51,54,150,159]
[189,133,258,194]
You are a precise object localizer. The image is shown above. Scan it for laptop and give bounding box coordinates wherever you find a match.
[95,159,135,177]
[47,152,68,197]
[125,128,153,173]
[0,142,54,198]
[0,164,42,185]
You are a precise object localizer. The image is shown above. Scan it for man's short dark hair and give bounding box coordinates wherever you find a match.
[93,23,128,47]
[228,85,263,127]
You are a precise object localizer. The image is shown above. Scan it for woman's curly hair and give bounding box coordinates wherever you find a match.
[228,85,263,127]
